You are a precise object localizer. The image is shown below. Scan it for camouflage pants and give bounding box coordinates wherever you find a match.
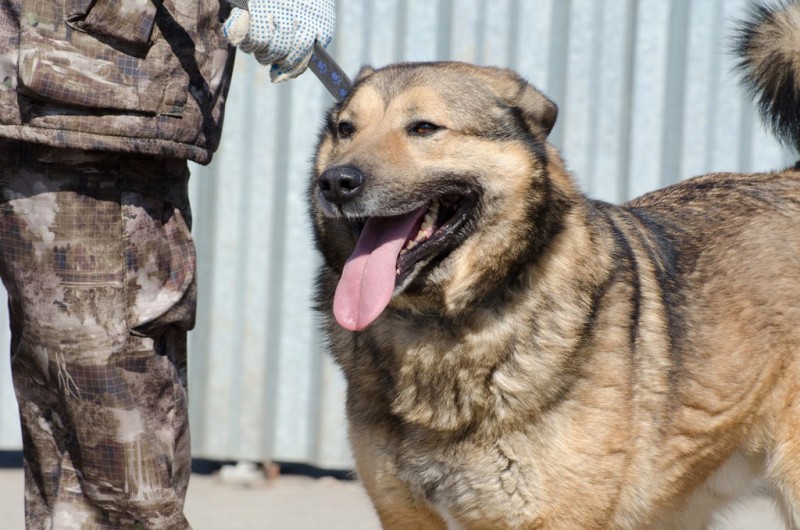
[0,142,196,529]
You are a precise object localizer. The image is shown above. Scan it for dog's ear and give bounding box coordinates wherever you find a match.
[514,79,558,137]
[355,66,376,83]
[490,69,558,137]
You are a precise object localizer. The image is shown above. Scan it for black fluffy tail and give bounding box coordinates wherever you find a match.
[735,0,800,153]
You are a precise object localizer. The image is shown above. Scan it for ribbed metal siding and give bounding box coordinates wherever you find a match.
[0,287,16,449]
[0,0,793,467]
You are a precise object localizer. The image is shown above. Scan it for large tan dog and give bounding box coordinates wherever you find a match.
[308,2,800,528]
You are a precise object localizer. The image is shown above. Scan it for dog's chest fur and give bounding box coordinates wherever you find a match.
[342,308,640,526]
[391,423,548,524]
[387,423,768,528]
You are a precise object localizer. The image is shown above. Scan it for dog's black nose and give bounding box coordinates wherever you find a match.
[318,165,365,206]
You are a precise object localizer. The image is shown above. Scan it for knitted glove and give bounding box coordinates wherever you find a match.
[223,0,336,82]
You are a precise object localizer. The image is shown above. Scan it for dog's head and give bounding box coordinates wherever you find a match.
[310,62,573,331]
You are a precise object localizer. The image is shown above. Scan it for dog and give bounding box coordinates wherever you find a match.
[308,2,800,528]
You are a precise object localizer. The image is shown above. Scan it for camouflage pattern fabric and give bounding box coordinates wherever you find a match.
[0,0,235,164]
[0,141,196,529]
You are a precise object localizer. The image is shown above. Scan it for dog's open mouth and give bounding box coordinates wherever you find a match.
[398,192,469,276]
[333,190,477,331]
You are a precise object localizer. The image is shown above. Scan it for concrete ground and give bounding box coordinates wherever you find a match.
[0,468,380,529]
[0,467,786,529]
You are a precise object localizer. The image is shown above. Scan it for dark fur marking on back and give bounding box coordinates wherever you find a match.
[574,205,620,350]
[598,205,642,355]
[624,207,687,394]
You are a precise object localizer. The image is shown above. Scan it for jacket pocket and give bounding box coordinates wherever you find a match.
[18,0,189,116]
[65,0,157,49]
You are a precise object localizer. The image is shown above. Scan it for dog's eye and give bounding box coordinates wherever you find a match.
[337,121,355,139]
[409,121,442,136]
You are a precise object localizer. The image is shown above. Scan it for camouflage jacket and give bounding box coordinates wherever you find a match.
[0,0,236,164]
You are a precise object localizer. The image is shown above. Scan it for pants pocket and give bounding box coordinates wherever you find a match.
[122,191,197,336]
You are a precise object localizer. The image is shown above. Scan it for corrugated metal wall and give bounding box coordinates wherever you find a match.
[0,0,794,468]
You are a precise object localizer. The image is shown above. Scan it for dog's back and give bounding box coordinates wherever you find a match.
[599,167,800,526]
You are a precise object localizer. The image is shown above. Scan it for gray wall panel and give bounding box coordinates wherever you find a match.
[0,288,18,449]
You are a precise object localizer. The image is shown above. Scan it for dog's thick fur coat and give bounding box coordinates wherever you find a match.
[309,2,800,528]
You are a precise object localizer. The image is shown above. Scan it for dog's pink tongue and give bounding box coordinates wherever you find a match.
[334,208,426,331]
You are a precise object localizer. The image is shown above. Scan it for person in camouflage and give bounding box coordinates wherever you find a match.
[0,0,335,528]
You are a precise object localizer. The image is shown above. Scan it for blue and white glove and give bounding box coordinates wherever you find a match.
[223,0,336,82]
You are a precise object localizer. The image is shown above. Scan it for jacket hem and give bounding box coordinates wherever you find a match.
[0,125,214,165]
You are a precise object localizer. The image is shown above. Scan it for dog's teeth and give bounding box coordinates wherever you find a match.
[418,201,439,239]
[402,201,442,253]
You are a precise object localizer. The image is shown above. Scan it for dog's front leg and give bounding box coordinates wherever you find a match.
[350,428,448,529]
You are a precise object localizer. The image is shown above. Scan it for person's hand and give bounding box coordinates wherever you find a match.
[223,0,336,83]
